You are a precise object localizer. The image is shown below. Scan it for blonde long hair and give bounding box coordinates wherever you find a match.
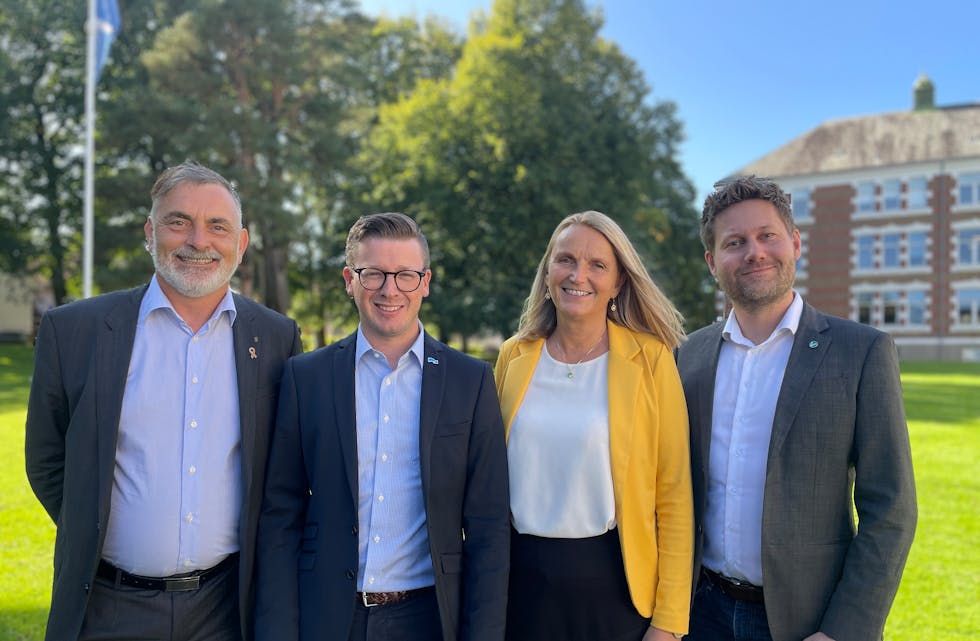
[515,211,685,349]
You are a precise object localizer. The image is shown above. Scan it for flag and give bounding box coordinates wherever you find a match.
[94,0,120,82]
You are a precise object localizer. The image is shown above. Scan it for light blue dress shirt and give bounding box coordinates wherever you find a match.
[101,276,242,577]
[354,324,435,592]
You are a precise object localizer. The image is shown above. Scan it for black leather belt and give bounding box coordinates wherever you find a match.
[357,586,432,607]
[703,567,765,604]
[97,554,237,592]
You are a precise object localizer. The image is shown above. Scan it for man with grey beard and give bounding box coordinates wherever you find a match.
[25,160,302,641]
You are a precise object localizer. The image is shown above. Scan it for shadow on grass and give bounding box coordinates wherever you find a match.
[0,607,47,641]
[901,379,980,425]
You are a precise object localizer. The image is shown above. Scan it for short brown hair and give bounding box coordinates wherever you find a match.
[345,212,430,268]
[700,175,793,251]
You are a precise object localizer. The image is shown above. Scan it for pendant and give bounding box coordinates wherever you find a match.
[566,370,574,380]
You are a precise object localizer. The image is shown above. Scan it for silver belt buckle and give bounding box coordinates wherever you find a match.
[164,575,201,592]
[361,592,379,607]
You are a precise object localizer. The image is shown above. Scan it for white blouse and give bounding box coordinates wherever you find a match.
[507,345,616,538]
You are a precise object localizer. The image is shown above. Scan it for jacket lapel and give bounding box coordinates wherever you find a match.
[96,286,145,523]
[333,334,359,503]
[606,323,642,497]
[232,297,260,499]
[499,339,543,440]
[769,303,830,456]
[694,325,724,480]
[418,333,445,498]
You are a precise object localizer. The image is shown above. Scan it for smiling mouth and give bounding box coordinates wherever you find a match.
[563,287,592,297]
[376,303,401,312]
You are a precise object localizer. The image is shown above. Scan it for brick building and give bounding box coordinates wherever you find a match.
[738,76,980,361]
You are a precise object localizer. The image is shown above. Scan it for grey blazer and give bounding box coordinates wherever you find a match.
[676,302,916,641]
[25,284,302,641]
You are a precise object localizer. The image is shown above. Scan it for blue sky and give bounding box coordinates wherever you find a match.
[359,0,979,204]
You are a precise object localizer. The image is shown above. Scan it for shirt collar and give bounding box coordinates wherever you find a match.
[723,291,803,347]
[355,321,426,368]
[139,275,238,328]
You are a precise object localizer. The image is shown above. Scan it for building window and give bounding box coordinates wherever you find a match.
[907,291,926,325]
[791,188,811,221]
[882,179,902,211]
[857,293,873,324]
[907,177,928,209]
[856,182,876,213]
[959,229,980,266]
[882,233,901,268]
[959,174,980,206]
[882,291,900,324]
[857,235,875,270]
[908,232,927,267]
[958,288,980,325]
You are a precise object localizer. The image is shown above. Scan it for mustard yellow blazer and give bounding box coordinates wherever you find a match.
[494,321,694,634]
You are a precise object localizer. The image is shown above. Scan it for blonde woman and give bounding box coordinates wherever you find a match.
[495,211,693,641]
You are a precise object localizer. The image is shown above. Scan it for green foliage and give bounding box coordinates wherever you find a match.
[0,0,88,305]
[355,0,713,338]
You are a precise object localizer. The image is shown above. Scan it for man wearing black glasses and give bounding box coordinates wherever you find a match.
[255,212,510,641]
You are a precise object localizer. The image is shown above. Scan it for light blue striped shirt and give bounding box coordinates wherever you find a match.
[102,276,242,576]
[354,324,434,591]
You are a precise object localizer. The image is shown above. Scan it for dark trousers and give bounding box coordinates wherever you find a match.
[687,572,772,641]
[77,560,240,641]
[347,588,443,641]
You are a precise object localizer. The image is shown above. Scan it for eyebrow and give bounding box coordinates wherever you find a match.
[159,211,237,226]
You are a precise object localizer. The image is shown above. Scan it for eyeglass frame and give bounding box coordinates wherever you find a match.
[349,267,429,292]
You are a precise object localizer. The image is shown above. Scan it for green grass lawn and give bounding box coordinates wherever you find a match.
[0,345,977,640]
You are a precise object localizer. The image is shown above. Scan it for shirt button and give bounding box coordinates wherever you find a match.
[190,420,198,428]
[378,495,384,503]
[374,535,380,543]
[383,415,389,423]
[191,376,199,384]
[189,466,197,475]
[192,336,199,342]
[186,513,194,523]
[384,377,391,386]
[368,577,375,585]
[381,454,388,462]
[373,352,381,359]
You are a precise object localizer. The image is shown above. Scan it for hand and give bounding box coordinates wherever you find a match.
[643,627,680,641]
[803,633,836,641]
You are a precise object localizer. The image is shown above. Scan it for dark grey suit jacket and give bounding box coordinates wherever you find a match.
[676,302,916,641]
[25,284,302,641]
[254,331,510,641]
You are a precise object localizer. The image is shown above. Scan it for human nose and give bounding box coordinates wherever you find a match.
[744,238,766,262]
[378,272,399,294]
[186,224,211,249]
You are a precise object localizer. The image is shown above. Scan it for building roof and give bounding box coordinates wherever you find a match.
[739,103,980,178]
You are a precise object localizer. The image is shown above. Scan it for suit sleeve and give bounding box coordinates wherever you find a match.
[460,362,510,641]
[820,332,917,641]
[25,312,69,523]
[254,359,307,641]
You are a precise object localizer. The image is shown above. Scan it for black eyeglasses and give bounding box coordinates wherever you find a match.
[351,267,427,292]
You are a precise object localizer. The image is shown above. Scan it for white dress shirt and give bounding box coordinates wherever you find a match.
[702,293,803,585]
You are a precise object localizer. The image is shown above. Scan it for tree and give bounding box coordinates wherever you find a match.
[0,0,88,305]
[357,0,713,340]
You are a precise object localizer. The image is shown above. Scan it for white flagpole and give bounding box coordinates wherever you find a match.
[83,0,97,298]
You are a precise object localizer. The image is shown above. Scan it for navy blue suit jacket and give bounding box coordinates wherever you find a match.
[255,331,510,641]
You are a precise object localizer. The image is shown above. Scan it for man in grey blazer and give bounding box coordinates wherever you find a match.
[676,176,916,641]
[255,213,509,641]
[25,161,302,641]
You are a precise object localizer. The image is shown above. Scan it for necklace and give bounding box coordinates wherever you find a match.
[550,329,607,380]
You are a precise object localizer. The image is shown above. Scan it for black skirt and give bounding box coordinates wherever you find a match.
[506,528,650,641]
